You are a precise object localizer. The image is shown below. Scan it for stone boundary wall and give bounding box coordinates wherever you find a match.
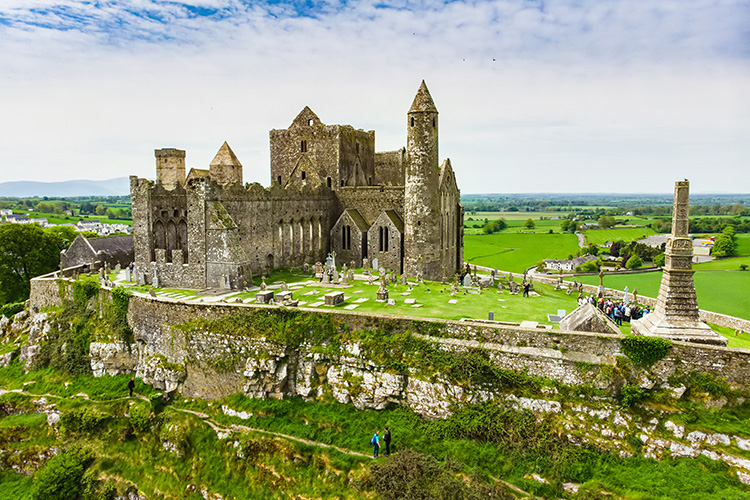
[27,276,750,399]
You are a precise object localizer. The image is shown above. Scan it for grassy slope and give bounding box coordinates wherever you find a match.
[463,233,580,273]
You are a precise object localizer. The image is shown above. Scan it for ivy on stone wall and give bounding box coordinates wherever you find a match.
[620,336,672,367]
[71,277,99,310]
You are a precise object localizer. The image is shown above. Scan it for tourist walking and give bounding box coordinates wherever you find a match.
[523,281,530,298]
[383,426,391,456]
[127,377,135,397]
[371,430,380,458]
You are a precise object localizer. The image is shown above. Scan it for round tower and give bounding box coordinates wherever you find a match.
[155,148,186,190]
[404,80,441,279]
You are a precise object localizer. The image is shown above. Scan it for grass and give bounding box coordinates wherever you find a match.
[735,233,750,256]
[464,233,580,273]
[583,227,657,246]
[117,268,581,327]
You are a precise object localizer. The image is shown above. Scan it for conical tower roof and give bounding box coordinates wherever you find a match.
[210,141,242,167]
[408,80,438,113]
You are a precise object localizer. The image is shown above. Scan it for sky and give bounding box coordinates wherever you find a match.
[0,0,748,194]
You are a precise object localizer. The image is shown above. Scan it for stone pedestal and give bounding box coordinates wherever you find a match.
[277,291,293,303]
[631,181,726,345]
[376,287,389,302]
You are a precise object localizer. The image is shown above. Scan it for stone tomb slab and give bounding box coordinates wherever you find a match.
[308,301,325,307]
[404,298,416,304]
[520,320,539,329]
[255,290,275,304]
[354,298,369,303]
[344,304,359,310]
[448,299,458,304]
[411,304,423,308]
[324,291,345,306]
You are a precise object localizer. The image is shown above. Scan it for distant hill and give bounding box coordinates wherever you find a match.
[0,177,130,197]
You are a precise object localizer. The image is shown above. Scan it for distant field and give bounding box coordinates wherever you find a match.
[583,227,658,246]
[736,233,750,255]
[576,259,750,321]
[464,233,579,273]
[18,211,133,227]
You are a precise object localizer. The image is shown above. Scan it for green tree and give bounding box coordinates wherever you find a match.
[95,205,106,216]
[598,215,616,229]
[524,218,535,230]
[560,219,571,232]
[712,226,737,258]
[0,225,63,305]
[625,254,643,270]
[653,253,666,267]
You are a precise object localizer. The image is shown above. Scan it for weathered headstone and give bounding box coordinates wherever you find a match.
[363,257,369,270]
[371,258,378,272]
[462,274,472,288]
[125,267,132,282]
[324,291,344,306]
[488,312,494,321]
[260,276,267,291]
[332,268,340,283]
[326,253,333,268]
[280,281,289,292]
[347,268,354,282]
[152,265,159,288]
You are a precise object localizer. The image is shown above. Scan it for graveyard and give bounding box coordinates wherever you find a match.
[116,264,581,327]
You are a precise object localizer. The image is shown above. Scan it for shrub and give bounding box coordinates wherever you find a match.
[1,302,25,318]
[653,253,665,267]
[60,407,107,434]
[32,447,93,500]
[741,264,748,271]
[620,336,672,366]
[625,254,642,270]
[129,402,153,434]
[619,384,645,407]
[369,449,513,500]
[72,278,99,309]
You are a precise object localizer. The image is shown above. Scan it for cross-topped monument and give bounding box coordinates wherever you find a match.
[631,180,727,345]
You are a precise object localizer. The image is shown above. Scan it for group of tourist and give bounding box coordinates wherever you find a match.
[371,427,391,458]
[577,294,651,325]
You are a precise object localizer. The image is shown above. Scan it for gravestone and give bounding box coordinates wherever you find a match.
[324,291,345,306]
[326,253,333,268]
[372,258,378,273]
[386,298,396,306]
[341,265,348,284]
[332,268,340,283]
[260,276,267,291]
[115,263,121,273]
[331,251,337,269]
[623,286,630,304]
[256,290,274,304]
[462,274,472,288]
[367,271,375,285]
[152,266,159,288]
[497,282,503,293]
[509,281,520,295]
[363,257,369,270]
[303,263,310,274]
[218,275,226,290]
[488,312,494,321]
[125,267,132,282]
[281,281,289,292]
[137,271,145,286]
[347,268,355,282]
[277,291,293,303]
[322,272,331,284]
[401,274,408,285]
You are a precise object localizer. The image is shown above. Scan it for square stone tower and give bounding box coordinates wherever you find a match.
[631,180,727,345]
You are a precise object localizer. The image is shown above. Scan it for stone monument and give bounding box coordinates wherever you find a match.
[631,181,726,345]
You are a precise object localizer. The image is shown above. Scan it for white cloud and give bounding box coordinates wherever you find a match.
[0,0,747,193]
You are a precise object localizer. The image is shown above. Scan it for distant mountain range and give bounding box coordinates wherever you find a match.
[0,177,130,197]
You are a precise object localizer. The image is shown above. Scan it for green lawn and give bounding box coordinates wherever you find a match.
[736,233,750,256]
[463,233,580,273]
[583,227,657,246]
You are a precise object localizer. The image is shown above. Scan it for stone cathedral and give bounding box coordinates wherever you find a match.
[130,81,464,290]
